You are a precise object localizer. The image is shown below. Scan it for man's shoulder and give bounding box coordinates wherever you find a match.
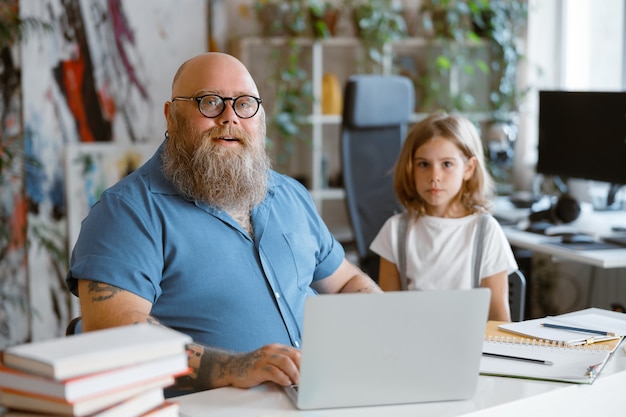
[104,161,151,196]
[268,170,308,192]
[104,147,175,198]
[97,162,158,210]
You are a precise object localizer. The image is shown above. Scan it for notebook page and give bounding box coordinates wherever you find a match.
[480,339,610,384]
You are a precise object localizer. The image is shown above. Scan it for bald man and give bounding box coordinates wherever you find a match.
[66,52,381,395]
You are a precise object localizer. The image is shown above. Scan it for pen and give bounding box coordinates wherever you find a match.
[541,323,617,336]
[482,352,553,366]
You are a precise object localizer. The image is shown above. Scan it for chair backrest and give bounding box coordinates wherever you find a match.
[508,270,527,322]
[341,74,415,281]
[66,316,82,335]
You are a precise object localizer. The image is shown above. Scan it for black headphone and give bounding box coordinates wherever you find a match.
[529,194,581,224]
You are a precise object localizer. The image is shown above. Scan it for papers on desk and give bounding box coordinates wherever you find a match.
[480,338,611,384]
[498,312,626,352]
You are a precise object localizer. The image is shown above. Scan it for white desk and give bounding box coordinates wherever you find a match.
[503,226,626,269]
[495,198,626,269]
[178,309,626,417]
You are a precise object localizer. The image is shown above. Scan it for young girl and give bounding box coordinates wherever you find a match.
[370,113,517,321]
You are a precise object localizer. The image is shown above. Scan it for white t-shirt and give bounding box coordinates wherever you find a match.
[370,213,518,290]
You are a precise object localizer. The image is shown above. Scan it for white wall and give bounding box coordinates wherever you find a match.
[562,0,624,90]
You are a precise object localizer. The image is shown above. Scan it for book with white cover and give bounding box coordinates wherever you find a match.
[141,401,179,417]
[83,387,164,417]
[2,400,180,417]
[0,353,187,401]
[0,376,174,417]
[2,324,192,380]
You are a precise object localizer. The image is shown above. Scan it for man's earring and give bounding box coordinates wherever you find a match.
[164,130,169,139]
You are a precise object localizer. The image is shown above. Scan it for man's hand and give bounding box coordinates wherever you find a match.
[177,342,301,391]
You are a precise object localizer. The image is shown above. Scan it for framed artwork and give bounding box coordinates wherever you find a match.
[65,142,159,253]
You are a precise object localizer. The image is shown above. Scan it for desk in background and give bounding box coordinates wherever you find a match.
[494,198,626,309]
[494,197,626,269]
[502,226,626,269]
[178,311,626,417]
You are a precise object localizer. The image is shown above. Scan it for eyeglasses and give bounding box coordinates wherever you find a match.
[171,94,263,119]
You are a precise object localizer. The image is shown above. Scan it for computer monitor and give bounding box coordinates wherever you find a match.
[536,90,626,207]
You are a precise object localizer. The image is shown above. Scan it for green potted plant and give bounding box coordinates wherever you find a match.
[470,0,529,119]
[416,0,487,111]
[266,39,314,169]
[416,0,528,116]
[416,0,528,192]
[309,0,341,38]
[470,0,529,192]
[254,0,338,174]
[349,0,408,73]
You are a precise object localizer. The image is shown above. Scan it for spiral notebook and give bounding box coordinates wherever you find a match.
[480,338,611,384]
[497,309,626,352]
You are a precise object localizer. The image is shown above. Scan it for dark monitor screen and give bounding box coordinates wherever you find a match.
[536,90,626,185]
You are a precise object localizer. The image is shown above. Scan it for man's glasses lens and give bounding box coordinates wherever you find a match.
[199,95,260,119]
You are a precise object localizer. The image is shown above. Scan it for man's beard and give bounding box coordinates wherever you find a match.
[162,116,271,211]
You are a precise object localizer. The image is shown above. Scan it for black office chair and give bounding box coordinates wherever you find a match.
[508,269,527,322]
[341,74,415,282]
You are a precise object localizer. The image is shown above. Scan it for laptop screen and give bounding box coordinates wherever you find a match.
[288,289,490,409]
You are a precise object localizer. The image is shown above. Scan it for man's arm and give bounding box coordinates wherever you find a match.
[310,258,382,295]
[76,280,301,391]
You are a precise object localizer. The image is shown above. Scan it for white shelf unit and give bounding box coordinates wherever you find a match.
[233,36,505,243]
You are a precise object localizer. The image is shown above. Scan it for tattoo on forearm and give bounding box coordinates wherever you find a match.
[175,344,232,391]
[228,350,260,378]
[87,281,124,302]
[185,343,203,380]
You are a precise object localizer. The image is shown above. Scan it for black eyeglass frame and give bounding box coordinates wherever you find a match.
[171,94,263,119]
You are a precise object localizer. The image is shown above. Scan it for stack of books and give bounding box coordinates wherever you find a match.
[0,324,192,417]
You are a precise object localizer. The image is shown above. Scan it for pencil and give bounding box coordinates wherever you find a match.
[541,323,617,336]
[482,352,554,366]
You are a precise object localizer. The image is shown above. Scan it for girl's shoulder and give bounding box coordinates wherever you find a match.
[474,211,508,236]
[389,210,411,225]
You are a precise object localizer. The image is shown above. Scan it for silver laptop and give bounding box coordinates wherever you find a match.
[284,288,490,410]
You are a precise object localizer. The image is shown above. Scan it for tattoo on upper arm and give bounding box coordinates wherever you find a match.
[145,317,163,326]
[87,281,124,302]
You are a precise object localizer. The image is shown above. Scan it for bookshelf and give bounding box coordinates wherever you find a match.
[233,36,366,242]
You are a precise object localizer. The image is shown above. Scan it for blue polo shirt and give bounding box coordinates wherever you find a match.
[66,143,345,352]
